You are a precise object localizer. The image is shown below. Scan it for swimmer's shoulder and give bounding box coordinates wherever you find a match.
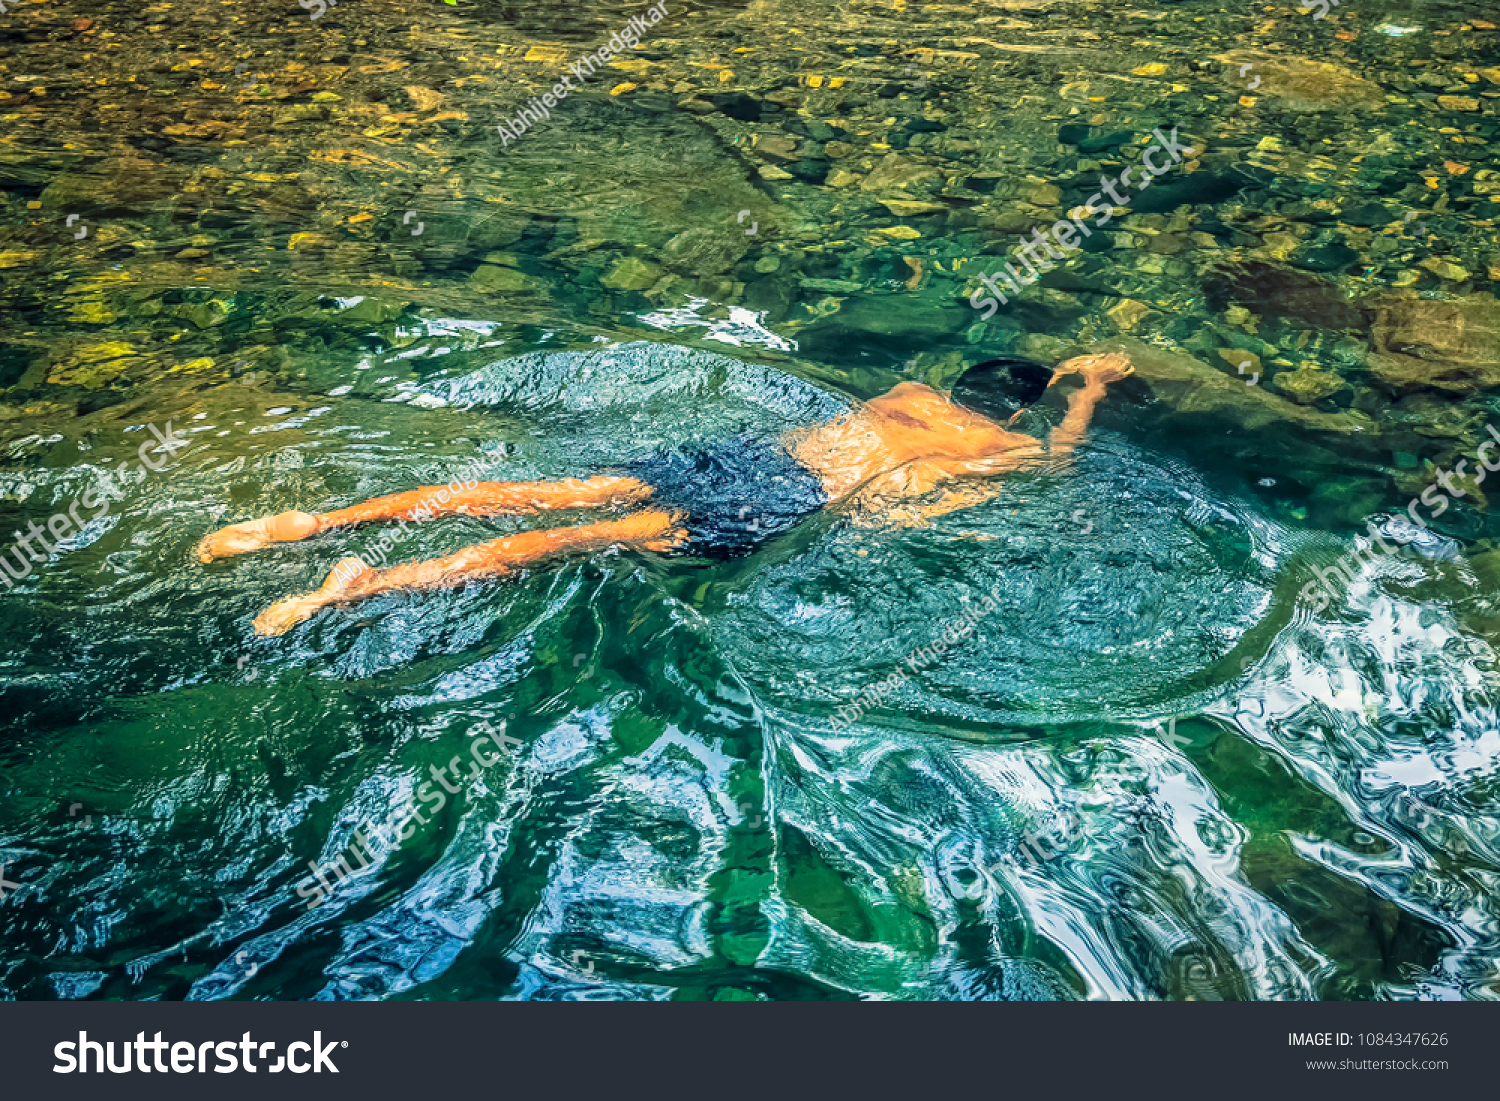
[870,383,1046,457]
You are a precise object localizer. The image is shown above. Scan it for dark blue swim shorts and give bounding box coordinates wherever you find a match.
[610,432,827,559]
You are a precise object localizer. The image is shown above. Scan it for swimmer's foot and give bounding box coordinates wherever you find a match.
[250,510,687,637]
[251,555,375,637]
[634,511,690,553]
[198,510,320,564]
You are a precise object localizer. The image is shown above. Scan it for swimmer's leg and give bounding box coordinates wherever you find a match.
[250,508,687,637]
[198,476,653,563]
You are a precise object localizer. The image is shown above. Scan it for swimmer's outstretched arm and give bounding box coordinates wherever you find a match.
[1044,352,1133,460]
[198,476,652,563]
[251,509,686,637]
[857,353,1133,529]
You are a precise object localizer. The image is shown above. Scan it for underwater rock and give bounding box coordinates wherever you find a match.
[600,256,663,291]
[178,299,233,329]
[1076,337,1383,481]
[1127,166,1248,216]
[786,158,831,183]
[0,345,36,389]
[1218,52,1385,112]
[1146,233,1189,255]
[705,92,766,121]
[797,294,972,359]
[1058,124,1134,154]
[1386,393,1484,442]
[983,211,1034,233]
[1201,260,1368,331]
[1338,201,1393,227]
[336,297,410,324]
[469,210,531,251]
[1420,257,1471,282]
[1215,348,1261,378]
[743,276,795,318]
[1106,298,1155,332]
[1029,182,1062,206]
[782,118,840,142]
[47,342,146,388]
[1015,334,1075,363]
[661,228,750,276]
[272,103,329,128]
[39,156,181,217]
[799,278,864,294]
[754,135,798,161]
[470,264,530,292]
[1291,243,1362,274]
[1273,366,1348,405]
[1366,294,1500,392]
[1257,232,1302,262]
[859,153,940,194]
[69,300,116,325]
[879,198,946,217]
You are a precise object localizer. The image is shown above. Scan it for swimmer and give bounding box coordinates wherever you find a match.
[198,351,1133,636]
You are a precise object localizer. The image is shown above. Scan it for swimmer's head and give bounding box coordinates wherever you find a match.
[948,356,1053,426]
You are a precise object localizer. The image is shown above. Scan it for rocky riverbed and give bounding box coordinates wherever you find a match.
[0,0,1498,540]
[5,0,1500,1004]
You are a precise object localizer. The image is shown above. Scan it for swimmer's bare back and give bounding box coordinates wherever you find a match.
[200,352,1131,636]
[787,350,1132,523]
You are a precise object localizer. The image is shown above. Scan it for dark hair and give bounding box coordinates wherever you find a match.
[948,356,1053,424]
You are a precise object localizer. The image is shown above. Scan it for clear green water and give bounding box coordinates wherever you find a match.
[1,0,1499,1000]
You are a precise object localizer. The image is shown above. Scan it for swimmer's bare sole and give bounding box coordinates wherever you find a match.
[200,477,654,566]
[198,511,320,564]
[251,510,688,637]
[252,556,382,637]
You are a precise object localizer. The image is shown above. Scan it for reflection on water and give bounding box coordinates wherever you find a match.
[3,0,1500,1001]
[0,342,1496,1001]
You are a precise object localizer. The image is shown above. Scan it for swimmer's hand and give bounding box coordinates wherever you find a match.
[1048,352,1134,388]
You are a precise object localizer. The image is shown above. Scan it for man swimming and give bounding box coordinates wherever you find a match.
[197,351,1134,636]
